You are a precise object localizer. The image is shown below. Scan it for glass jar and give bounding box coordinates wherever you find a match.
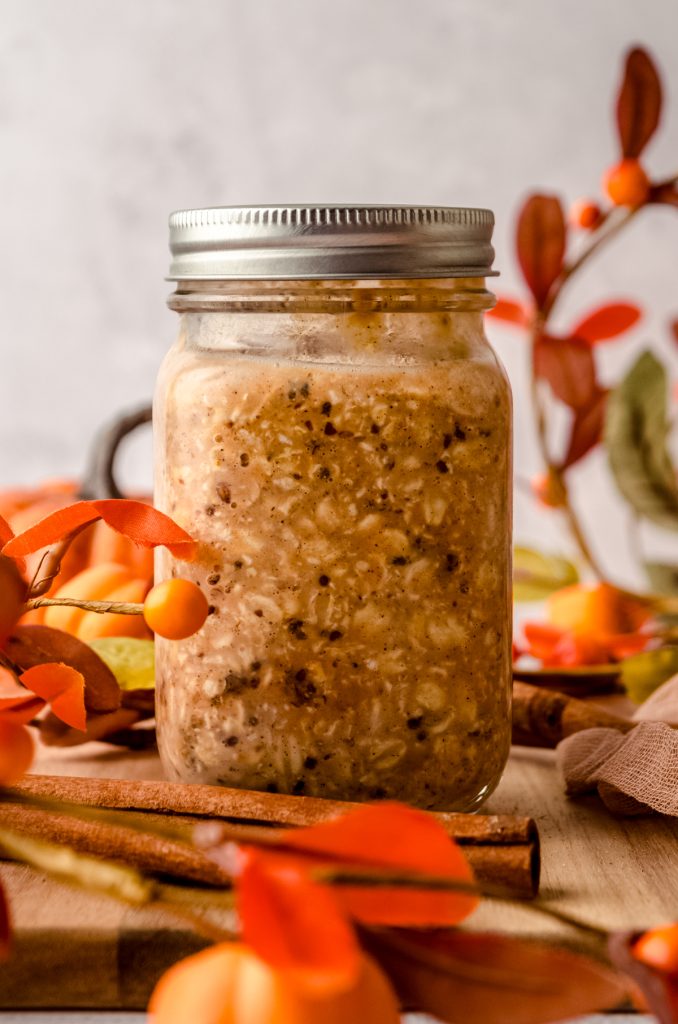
[154,206,512,811]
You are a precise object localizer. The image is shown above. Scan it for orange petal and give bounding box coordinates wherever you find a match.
[0,695,45,724]
[237,848,361,997]
[486,298,529,326]
[278,802,478,927]
[3,499,196,561]
[571,303,641,344]
[0,719,34,785]
[523,622,564,661]
[284,802,470,875]
[0,514,13,548]
[20,663,86,731]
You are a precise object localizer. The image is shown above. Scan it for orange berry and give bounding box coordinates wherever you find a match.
[0,719,34,786]
[634,924,678,975]
[0,555,26,644]
[570,199,602,229]
[143,578,209,640]
[603,158,650,207]
[148,943,400,1024]
[531,469,567,509]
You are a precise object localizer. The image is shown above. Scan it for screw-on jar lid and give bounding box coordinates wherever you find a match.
[168,205,496,280]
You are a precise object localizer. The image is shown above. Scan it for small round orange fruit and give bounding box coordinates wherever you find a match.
[143,578,209,640]
[634,923,678,975]
[0,719,34,786]
[603,158,650,207]
[148,943,400,1024]
[0,555,26,644]
[570,199,602,229]
[531,469,567,509]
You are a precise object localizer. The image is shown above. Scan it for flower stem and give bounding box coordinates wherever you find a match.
[529,206,643,580]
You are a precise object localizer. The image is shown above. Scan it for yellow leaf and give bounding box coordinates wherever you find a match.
[513,547,579,602]
[88,637,155,690]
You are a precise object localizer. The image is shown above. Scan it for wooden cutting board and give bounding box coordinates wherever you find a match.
[1,740,677,1009]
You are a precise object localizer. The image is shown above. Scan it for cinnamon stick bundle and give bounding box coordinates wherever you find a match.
[3,774,540,898]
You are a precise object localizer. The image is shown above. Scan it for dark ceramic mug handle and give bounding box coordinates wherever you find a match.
[79,404,153,500]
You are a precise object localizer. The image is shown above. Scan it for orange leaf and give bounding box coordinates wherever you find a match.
[0,514,13,548]
[534,334,597,410]
[237,848,361,997]
[279,802,478,927]
[608,930,677,1024]
[363,928,627,1024]
[284,802,468,874]
[572,303,641,344]
[5,625,120,714]
[516,195,566,309]
[616,47,663,159]
[0,694,45,724]
[523,622,566,661]
[562,389,609,469]
[20,663,86,731]
[487,298,529,327]
[0,719,34,786]
[3,499,196,561]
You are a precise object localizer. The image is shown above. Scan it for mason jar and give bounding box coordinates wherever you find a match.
[154,205,512,811]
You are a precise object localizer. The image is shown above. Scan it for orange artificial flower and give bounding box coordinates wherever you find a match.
[148,943,400,1024]
[520,583,652,667]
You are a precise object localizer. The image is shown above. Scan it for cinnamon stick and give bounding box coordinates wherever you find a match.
[512,681,636,748]
[5,774,540,898]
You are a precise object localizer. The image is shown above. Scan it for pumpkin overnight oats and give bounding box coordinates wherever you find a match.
[155,207,512,811]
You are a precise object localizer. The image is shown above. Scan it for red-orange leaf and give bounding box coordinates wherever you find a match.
[608,931,677,1024]
[5,625,120,714]
[487,298,529,327]
[2,499,196,562]
[20,663,86,731]
[572,303,641,344]
[0,693,45,724]
[0,718,34,785]
[0,884,10,960]
[516,195,566,309]
[278,802,478,927]
[671,319,678,346]
[237,848,360,997]
[0,515,13,548]
[534,335,597,410]
[562,389,609,469]
[284,802,468,875]
[616,47,663,159]
[362,928,627,1024]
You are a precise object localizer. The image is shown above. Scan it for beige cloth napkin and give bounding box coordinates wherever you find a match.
[556,675,678,816]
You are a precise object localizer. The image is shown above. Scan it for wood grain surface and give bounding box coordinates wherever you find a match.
[0,738,675,1009]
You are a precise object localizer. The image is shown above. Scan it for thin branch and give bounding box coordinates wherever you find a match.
[27,525,91,599]
[24,596,143,616]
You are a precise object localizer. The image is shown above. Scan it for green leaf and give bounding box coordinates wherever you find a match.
[513,546,579,602]
[620,646,678,703]
[88,637,155,690]
[644,560,678,596]
[604,351,678,531]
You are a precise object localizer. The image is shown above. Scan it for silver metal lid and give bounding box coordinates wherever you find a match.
[168,205,496,280]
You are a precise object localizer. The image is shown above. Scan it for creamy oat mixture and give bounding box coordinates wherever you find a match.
[155,313,511,811]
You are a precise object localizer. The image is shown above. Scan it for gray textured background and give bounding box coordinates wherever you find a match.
[1,0,677,585]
